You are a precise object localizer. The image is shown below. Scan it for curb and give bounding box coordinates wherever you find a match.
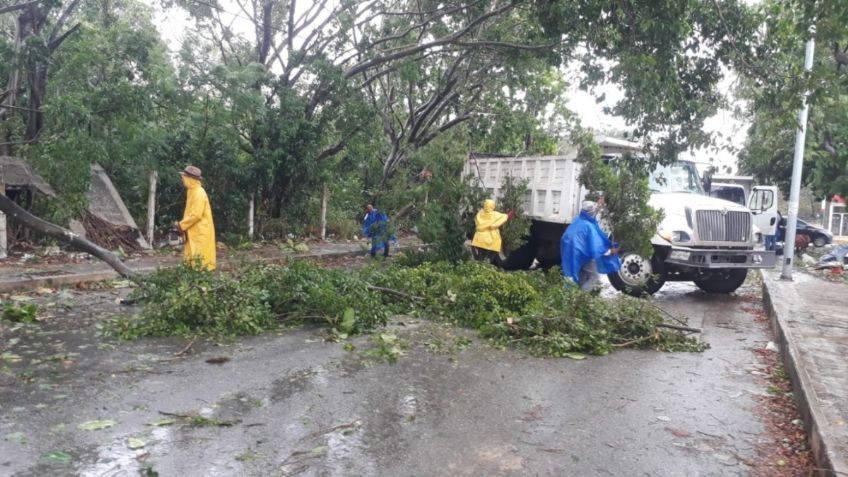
[0,245,421,293]
[760,269,847,477]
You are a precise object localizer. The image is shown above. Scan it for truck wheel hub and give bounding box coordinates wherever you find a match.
[619,253,652,286]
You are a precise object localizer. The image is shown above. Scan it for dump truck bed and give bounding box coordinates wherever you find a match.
[464,147,585,224]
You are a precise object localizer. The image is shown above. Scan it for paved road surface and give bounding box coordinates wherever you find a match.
[0,278,777,476]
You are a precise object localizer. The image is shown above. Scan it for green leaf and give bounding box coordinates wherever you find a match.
[39,451,72,465]
[0,353,22,362]
[378,333,398,345]
[563,352,587,360]
[127,437,146,449]
[77,419,117,431]
[339,308,356,334]
[148,418,176,427]
[4,432,26,443]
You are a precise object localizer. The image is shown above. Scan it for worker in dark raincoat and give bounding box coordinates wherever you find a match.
[175,165,216,270]
[362,204,394,258]
[560,200,620,291]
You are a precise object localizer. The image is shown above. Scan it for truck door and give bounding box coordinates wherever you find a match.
[749,186,779,235]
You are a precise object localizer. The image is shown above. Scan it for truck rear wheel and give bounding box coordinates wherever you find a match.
[608,252,666,297]
[694,269,748,294]
[501,241,536,271]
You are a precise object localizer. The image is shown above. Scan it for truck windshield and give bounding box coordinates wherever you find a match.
[649,162,704,195]
[709,185,746,206]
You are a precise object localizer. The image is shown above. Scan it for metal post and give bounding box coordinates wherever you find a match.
[146,171,157,247]
[781,28,816,280]
[0,182,7,260]
[828,200,833,233]
[319,183,328,240]
[248,193,255,240]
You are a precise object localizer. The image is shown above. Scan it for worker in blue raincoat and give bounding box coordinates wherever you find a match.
[362,204,395,258]
[560,200,621,291]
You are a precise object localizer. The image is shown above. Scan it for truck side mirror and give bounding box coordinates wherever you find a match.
[702,176,711,193]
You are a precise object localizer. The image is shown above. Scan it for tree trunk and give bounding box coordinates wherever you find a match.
[0,194,137,279]
[146,171,157,246]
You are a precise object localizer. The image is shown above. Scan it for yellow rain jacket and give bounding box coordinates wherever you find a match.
[179,176,216,270]
[472,199,508,252]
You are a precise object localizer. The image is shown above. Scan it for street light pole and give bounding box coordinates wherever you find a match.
[781,27,816,280]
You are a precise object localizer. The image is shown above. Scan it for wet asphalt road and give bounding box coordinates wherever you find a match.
[0,278,776,477]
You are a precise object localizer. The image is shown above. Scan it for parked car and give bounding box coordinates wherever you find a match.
[785,219,833,247]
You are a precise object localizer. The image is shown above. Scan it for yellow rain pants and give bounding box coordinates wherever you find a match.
[471,199,508,252]
[179,176,216,270]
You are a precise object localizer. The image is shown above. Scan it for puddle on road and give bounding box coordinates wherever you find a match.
[73,419,176,476]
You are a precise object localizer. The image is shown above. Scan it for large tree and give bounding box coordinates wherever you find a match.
[738,0,848,198]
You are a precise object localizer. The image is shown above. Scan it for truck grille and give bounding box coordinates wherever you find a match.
[696,210,751,242]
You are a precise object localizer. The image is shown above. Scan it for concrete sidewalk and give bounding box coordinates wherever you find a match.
[0,240,423,293]
[761,269,848,476]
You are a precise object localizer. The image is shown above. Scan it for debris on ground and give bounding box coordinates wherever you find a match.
[745,298,816,477]
[82,211,144,254]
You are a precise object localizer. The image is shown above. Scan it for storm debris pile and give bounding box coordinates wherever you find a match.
[105,260,707,356]
[82,212,143,254]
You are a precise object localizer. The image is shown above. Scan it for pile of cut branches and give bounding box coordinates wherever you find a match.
[82,212,142,253]
[105,260,707,356]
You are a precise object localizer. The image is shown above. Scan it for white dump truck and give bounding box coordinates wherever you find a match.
[464,137,776,296]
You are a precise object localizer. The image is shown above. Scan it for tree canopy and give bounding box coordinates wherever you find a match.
[1,0,787,248]
[738,0,848,199]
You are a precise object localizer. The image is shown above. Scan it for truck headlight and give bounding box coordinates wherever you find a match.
[672,231,691,243]
[670,250,691,261]
[754,232,763,244]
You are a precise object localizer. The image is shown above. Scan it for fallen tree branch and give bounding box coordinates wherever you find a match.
[648,302,690,327]
[158,410,194,418]
[613,334,657,348]
[174,337,197,357]
[366,285,423,302]
[0,194,138,280]
[657,323,701,333]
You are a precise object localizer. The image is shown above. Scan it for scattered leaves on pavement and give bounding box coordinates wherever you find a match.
[77,419,117,431]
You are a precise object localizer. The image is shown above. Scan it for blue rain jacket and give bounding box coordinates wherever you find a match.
[560,211,621,284]
[362,209,396,253]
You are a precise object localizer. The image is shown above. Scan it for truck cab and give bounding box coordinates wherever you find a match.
[464,138,776,296]
[709,175,780,240]
[611,161,775,295]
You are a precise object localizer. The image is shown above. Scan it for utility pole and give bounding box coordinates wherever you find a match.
[781,27,816,280]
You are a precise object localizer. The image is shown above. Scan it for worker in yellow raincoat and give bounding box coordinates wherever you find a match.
[471,199,511,266]
[174,165,216,270]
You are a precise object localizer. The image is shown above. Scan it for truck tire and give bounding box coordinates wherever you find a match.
[694,269,748,294]
[608,252,666,297]
[501,241,536,271]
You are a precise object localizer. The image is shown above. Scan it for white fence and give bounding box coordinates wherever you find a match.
[830,212,848,237]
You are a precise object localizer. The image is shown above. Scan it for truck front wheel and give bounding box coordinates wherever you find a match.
[694,269,748,294]
[608,252,666,297]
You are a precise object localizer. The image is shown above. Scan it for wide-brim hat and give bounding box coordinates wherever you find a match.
[179,165,203,180]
